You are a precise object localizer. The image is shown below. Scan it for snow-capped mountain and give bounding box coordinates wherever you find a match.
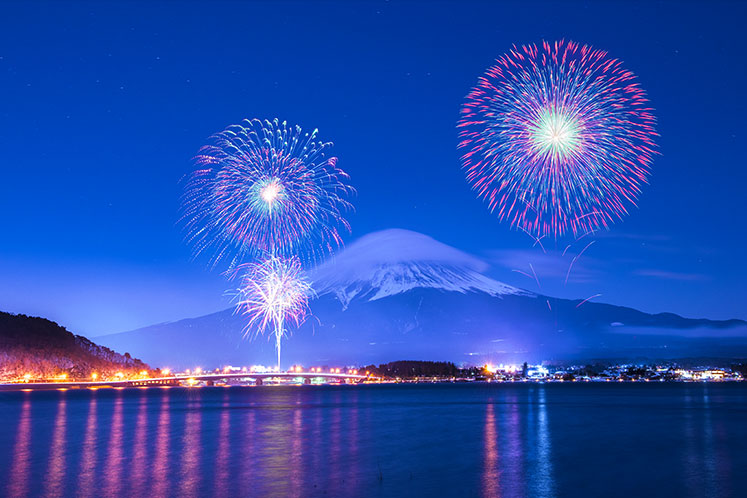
[96,229,747,369]
[310,229,527,308]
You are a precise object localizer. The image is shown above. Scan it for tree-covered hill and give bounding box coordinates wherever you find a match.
[0,311,150,380]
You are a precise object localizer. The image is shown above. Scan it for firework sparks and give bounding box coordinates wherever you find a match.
[230,256,313,370]
[182,118,354,267]
[459,40,657,238]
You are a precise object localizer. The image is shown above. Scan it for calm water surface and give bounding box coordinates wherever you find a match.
[1,383,746,497]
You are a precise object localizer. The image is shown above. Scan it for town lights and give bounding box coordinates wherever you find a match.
[91,373,98,381]
[115,372,124,379]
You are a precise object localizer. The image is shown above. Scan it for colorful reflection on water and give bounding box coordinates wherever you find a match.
[1,383,746,497]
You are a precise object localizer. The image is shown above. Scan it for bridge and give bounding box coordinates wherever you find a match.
[0,371,369,391]
[170,371,369,386]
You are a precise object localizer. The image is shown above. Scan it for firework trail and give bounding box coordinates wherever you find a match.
[520,226,548,253]
[576,294,602,308]
[565,240,595,285]
[514,263,542,290]
[182,118,354,267]
[459,40,657,238]
[230,256,313,370]
[512,268,536,286]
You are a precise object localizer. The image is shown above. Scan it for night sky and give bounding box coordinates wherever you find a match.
[1,1,745,337]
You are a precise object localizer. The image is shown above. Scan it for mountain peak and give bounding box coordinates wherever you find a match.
[310,229,525,308]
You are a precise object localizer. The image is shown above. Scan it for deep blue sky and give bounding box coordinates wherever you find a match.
[1,1,745,336]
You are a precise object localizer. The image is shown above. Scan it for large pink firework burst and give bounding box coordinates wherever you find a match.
[459,40,658,238]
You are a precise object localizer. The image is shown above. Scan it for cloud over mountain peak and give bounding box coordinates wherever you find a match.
[310,229,525,307]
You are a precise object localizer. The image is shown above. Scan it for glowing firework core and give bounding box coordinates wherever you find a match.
[259,178,282,209]
[531,108,581,163]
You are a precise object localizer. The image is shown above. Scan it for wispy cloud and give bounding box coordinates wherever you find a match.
[633,269,710,281]
[485,247,603,285]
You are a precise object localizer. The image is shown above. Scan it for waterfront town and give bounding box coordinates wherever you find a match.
[359,360,746,383]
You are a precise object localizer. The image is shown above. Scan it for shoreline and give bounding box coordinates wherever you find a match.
[2,377,744,392]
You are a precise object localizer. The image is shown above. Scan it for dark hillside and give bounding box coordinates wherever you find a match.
[0,311,149,380]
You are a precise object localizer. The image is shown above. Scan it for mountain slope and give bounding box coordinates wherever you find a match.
[97,229,747,369]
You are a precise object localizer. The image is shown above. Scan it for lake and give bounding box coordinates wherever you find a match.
[1,383,746,497]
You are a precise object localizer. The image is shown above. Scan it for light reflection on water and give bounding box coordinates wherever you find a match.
[151,391,171,497]
[103,393,123,496]
[6,396,31,497]
[179,395,202,496]
[534,387,554,498]
[482,400,500,498]
[130,393,148,497]
[77,395,97,497]
[1,383,746,497]
[44,393,67,497]
[213,393,230,496]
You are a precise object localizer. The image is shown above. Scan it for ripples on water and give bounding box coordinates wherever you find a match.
[1,383,746,497]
